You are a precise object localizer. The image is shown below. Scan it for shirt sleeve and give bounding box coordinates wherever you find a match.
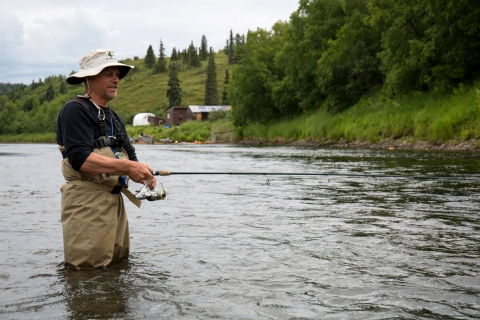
[57,101,95,171]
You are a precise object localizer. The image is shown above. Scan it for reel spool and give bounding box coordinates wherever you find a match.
[134,181,166,201]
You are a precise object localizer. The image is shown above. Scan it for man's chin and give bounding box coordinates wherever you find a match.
[106,93,117,101]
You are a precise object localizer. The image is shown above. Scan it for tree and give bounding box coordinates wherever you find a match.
[44,84,55,102]
[59,80,68,95]
[228,29,235,65]
[166,62,182,108]
[224,39,230,54]
[273,0,348,113]
[144,45,156,69]
[153,40,167,74]
[221,69,230,105]
[187,41,201,68]
[171,47,178,61]
[181,48,188,65]
[204,48,219,105]
[234,33,245,47]
[368,0,480,96]
[200,35,208,61]
[229,28,284,126]
[316,0,383,113]
[233,33,245,64]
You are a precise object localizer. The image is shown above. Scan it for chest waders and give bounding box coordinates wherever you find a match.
[59,98,140,269]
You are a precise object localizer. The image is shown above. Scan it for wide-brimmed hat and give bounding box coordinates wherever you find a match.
[66,49,134,85]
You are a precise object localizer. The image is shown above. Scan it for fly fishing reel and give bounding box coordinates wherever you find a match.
[134,180,166,201]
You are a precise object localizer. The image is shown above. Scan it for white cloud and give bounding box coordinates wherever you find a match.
[0,0,299,84]
[0,11,24,62]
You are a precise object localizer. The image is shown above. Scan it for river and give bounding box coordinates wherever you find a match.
[0,143,479,319]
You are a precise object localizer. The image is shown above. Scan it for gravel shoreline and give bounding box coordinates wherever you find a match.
[239,138,479,151]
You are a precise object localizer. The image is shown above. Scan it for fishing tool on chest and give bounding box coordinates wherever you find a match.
[134,179,167,201]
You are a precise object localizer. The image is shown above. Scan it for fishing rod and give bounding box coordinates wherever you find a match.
[152,170,479,181]
[137,170,479,202]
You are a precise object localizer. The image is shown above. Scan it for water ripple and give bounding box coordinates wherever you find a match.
[0,144,479,319]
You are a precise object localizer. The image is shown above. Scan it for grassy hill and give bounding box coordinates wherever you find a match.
[112,51,231,124]
[0,51,233,143]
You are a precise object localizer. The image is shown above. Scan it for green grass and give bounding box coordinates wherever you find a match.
[126,120,229,143]
[240,82,480,147]
[0,132,56,143]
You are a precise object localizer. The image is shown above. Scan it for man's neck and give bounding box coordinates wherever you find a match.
[89,95,109,108]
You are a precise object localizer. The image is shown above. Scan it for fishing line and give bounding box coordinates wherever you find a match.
[152,170,480,181]
[141,170,479,202]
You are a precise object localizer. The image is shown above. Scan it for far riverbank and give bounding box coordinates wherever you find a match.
[1,135,479,152]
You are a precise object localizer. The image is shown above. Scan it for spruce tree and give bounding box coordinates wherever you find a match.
[232,33,245,64]
[166,62,182,108]
[224,40,230,54]
[228,29,234,65]
[45,84,55,102]
[194,47,201,67]
[204,48,219,105]
[154,40,167,74]
[59,80,68,95]
[221,69,230,105]
[171,47,178,61]
[187,43,194,68]
[181,48,188,65]
[200,35,208,61]
[144,45,156,69]
[187,41,201,68]
[235,33,244,47]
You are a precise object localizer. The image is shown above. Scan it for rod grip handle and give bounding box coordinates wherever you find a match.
[153,170,171,176]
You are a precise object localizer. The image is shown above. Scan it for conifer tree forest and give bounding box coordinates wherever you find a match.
[0,0,479,136]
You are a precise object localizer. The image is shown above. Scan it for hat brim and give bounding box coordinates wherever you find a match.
[66,62,134,85]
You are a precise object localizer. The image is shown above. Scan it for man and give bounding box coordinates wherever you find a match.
[56,48,156,269]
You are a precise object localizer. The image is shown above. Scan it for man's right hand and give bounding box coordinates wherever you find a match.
[128,161,156,188]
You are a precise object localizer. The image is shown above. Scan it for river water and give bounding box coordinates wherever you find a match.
[0,143,479,319]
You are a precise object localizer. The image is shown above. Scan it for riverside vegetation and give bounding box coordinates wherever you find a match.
[1,0,479,150]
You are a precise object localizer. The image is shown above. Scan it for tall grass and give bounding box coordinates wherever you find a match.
[127,120,214,143]
[0,132,56,143]
[241,82,480,146]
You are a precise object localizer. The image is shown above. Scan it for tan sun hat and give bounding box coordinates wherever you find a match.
[66,49,134,85]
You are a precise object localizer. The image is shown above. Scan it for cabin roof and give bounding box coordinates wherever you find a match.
[189,105,231,113]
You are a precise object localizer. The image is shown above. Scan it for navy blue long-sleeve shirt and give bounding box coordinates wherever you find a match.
[56,98,138,171]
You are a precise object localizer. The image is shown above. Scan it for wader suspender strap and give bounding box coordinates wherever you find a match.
[73,98,108,135]
[67,180,142,208]
[72,98,124,150]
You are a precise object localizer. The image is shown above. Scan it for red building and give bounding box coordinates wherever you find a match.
[166,106,188,125]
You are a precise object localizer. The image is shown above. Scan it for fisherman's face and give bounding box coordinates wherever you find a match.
[89,66,120,104]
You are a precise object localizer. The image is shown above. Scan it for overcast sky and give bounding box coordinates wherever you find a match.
[0,0,299,84]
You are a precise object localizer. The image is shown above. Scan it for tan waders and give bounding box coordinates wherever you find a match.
[59,147,140,269]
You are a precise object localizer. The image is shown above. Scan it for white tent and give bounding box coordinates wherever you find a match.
[133,113,155,126]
